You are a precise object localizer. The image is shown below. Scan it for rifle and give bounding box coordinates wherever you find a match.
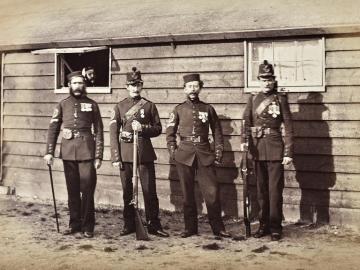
[47,164,60,233]
[240,120,251,238]
[131,130,150,241]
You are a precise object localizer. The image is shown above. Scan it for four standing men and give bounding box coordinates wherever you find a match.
[109,67,169,238]
[44,71,104,238]
[44,62,292,240]
[242,60,293,240]
[166,74,230,238]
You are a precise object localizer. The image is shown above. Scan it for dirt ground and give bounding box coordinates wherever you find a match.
[0,195,360,270]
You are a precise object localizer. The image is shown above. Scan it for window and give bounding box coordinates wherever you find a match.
[244,38,325,92]
[32,46,111,93]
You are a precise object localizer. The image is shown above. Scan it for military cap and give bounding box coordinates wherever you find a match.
[183,73,201,84]
[126,67,143,84]
[67,71,84,81]
[258,60,275,79]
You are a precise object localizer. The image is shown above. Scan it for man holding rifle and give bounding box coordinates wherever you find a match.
[109,67,169,238]
[242,60,293,241]
[44,71,104,238]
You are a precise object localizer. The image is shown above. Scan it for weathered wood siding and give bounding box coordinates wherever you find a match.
[2,37,360,228]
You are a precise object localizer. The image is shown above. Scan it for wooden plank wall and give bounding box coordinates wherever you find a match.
[1,37,360,229]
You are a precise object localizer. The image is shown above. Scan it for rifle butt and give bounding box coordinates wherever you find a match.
[135,209,150,241]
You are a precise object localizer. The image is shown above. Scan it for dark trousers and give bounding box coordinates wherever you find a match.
[176,159,225,234]
[63,160,97,232]
[255,160,284,233]
[120,162,161,230]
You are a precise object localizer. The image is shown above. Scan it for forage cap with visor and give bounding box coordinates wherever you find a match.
[257,60,275,79]
[67,71,84,81]
[126,67,143,84]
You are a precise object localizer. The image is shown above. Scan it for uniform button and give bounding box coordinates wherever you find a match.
[74,124,77,126]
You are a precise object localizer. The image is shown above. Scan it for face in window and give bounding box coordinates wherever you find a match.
[184,81,202,100]
[85,69,95,85]
[259,77,276,93]
[126,82,143,98]
[69,76,86,97]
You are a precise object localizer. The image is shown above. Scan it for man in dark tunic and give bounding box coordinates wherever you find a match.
[166,73,230,238]
[44,71,104,238]
[109,67,169,238]
[242,60,294,241]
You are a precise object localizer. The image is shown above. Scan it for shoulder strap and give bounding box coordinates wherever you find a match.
[123,98,148,122]
[255,94,276,116]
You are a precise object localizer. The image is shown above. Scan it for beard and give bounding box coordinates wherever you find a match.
[70,86,86,98]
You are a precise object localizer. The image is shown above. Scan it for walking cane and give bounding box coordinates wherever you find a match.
[47,164,60,233]
[131,130,149,240]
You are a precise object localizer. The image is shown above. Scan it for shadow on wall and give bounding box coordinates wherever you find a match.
[214,115,239,217]
[292,92,336,225]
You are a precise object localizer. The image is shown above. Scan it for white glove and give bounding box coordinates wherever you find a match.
[131,120,143,132]
[94,159,102,169]
[282,157,293,165]
[44,154,54,165]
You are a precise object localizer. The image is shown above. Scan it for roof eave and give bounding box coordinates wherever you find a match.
[1,24,360,52]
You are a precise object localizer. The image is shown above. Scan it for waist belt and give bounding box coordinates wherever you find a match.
[62,128,92,139]
[180,136,208,143]
[250,127,280,138]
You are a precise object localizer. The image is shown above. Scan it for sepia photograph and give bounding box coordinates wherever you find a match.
[0,0,359,269]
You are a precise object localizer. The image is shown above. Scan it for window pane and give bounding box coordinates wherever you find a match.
[247,38,323,90]
[297,40,322,61]
[274,61,296,82]
[252,42,272,61]
[296,60,322,85]
[274,41,296,61]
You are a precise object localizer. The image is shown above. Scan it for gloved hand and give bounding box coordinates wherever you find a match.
[44,154,54,166]
[132,120,143,132]
[112,161,125,171]
[94,159,102,169]
[215,149,223,165]
[169,145,177,161]
[282,156,293,165]
[240,143,249,152]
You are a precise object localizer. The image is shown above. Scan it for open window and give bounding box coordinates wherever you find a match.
[32,46,111,93]
[244,38,325,92]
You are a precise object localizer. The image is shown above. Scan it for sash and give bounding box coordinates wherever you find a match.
[123,98,148,123]
[254,94,276,117]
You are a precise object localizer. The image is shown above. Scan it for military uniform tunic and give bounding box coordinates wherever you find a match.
[46,95,104,232]
[166,98,226,234]
[109,96,163,230]
[243,90,293,233]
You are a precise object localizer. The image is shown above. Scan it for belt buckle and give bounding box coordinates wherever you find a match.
[73,130,80,138]
[264,128,270,135]
[192,136,200,143]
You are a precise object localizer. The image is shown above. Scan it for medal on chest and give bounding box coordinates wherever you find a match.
[198,111,208,123]
[80,103,92,112]
[140,109,145,118]
[268,101,280,118]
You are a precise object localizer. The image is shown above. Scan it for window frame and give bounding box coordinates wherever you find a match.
[32,46,112,94]
[244,37,325,93]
